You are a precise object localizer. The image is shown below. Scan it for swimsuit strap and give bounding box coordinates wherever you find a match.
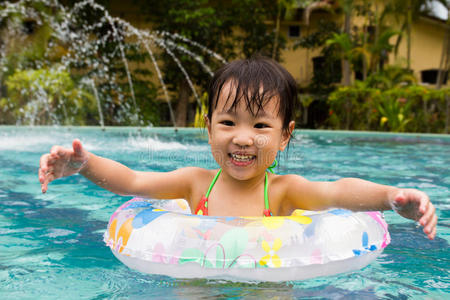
[264,159,276,216]
[197,168,273,216]
[267,159,277,174]
[205,168,222,198]
[263,172,272,216]
[195,169,221,216]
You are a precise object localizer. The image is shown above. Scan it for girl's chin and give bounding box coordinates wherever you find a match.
[223,159,267,180]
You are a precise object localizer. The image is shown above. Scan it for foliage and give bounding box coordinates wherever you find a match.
[377,90,412,132]
[0,67,96,125]
[0,0,162,126]
[294,20,340,50]
[296,20,342,89]
[0,0,65,79]
[327,82,450,133]
[294,1,449,133]
[1,0,448,133]
[133,0,234,125]
[231,0,286,60]
[326,33,354,60]
[365,65,417,89]
[64,3,160,126]
[327,80,379,130]
[134,0,287,126]
[194,92,208,128]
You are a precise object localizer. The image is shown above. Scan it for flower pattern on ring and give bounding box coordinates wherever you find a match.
[259,238,282,268]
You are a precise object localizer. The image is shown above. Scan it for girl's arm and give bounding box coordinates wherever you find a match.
[283,175,437,240]
[39,139,195,201]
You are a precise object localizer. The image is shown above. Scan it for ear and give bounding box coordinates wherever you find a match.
[279,121,295,151]
[205,114,212,144]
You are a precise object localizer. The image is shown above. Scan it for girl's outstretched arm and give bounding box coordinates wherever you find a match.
[39,139,195,201]
[283,175,437,240]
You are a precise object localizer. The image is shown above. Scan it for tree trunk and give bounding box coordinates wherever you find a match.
[423,99,429,133]
[366,103,372,130]
[302,104,308,126]
[437,11,450,89]
[175,78,190,127]
[445,95,450,133]
[446,95,450,134]
[361,3,368,80]
[406,0,412,70]
[272,2,281,60]
[343,9,352,86]
[342,58,351,86]
[343,6,352,130]
[374,2,380,72]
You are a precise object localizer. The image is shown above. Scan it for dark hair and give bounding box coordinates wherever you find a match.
[207,56,297,136]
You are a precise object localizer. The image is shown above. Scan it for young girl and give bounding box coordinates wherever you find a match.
[38,57,437,240]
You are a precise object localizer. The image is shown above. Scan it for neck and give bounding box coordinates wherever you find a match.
[220,170,266,192]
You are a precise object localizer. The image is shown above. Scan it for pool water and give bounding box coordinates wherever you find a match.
[0,126,448,299]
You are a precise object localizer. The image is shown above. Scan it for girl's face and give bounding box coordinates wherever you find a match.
[207,82,294,181]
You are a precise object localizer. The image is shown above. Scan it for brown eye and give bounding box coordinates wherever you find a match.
[220,120,234,126]
[254,123,269,129]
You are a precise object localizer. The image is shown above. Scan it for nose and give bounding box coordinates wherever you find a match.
[232,129,254,147]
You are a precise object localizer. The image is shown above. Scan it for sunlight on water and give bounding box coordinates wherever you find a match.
[0,127,448,299]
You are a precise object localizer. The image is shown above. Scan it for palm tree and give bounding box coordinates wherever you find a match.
[436,5,450,90]
[342,0,354,86]
[437,8,450,132]
[272,0,308,59]
[387,0,445,70]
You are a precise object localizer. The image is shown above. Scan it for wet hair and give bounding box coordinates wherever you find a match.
[207,56,297,136]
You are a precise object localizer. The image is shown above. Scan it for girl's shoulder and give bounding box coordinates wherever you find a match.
[177,167,217,178]
[270,173,313,214]
[178,167,218,212]
[176,167,218,192]
[270,173,309,187]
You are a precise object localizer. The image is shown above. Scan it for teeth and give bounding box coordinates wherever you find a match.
[231,154,254,161]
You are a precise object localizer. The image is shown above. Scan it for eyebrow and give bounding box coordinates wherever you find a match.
[216,109,274,119]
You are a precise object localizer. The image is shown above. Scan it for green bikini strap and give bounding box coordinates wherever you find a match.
[205,168,270,210]
[264,172,269,210]
[205,169,222,198]
[265,159,277,209]
[267,159,277,174]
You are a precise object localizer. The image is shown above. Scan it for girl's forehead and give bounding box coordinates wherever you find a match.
[215,81,281,116]
[215,96,280,117]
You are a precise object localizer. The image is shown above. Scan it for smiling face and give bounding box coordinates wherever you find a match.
[207,81,294,181]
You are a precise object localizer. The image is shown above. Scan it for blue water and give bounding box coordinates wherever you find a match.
[0,126,448,299]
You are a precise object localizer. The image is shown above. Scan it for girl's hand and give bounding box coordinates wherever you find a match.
[39,139,89,193]
[391,189,437,240]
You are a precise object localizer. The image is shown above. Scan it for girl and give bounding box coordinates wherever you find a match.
[38,57,437,240]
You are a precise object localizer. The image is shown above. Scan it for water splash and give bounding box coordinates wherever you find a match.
[84,78,104,130]
[0,0,226,127]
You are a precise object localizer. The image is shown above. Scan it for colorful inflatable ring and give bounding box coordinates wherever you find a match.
[104,198,390,282]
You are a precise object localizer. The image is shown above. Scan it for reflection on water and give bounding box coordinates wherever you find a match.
[0,127,448,299]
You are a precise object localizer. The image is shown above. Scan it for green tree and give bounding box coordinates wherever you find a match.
[271,0,314,59]
[135,0,286,126]
[232,0,286,60]
[1,0,161,126]
[0,67,96,125]
[64,1,160,126]
[385,0,448,69]
[135,0,235,127]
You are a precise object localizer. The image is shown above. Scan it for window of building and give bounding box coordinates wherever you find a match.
[288,25,300,38]
[421,69,448,84]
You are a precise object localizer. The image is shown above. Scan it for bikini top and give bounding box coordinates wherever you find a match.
[194,169,273,217]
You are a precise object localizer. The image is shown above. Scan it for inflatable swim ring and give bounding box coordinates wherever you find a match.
[104,198,390,282]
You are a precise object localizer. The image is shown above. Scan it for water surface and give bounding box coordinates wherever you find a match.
[0,126,448,299]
